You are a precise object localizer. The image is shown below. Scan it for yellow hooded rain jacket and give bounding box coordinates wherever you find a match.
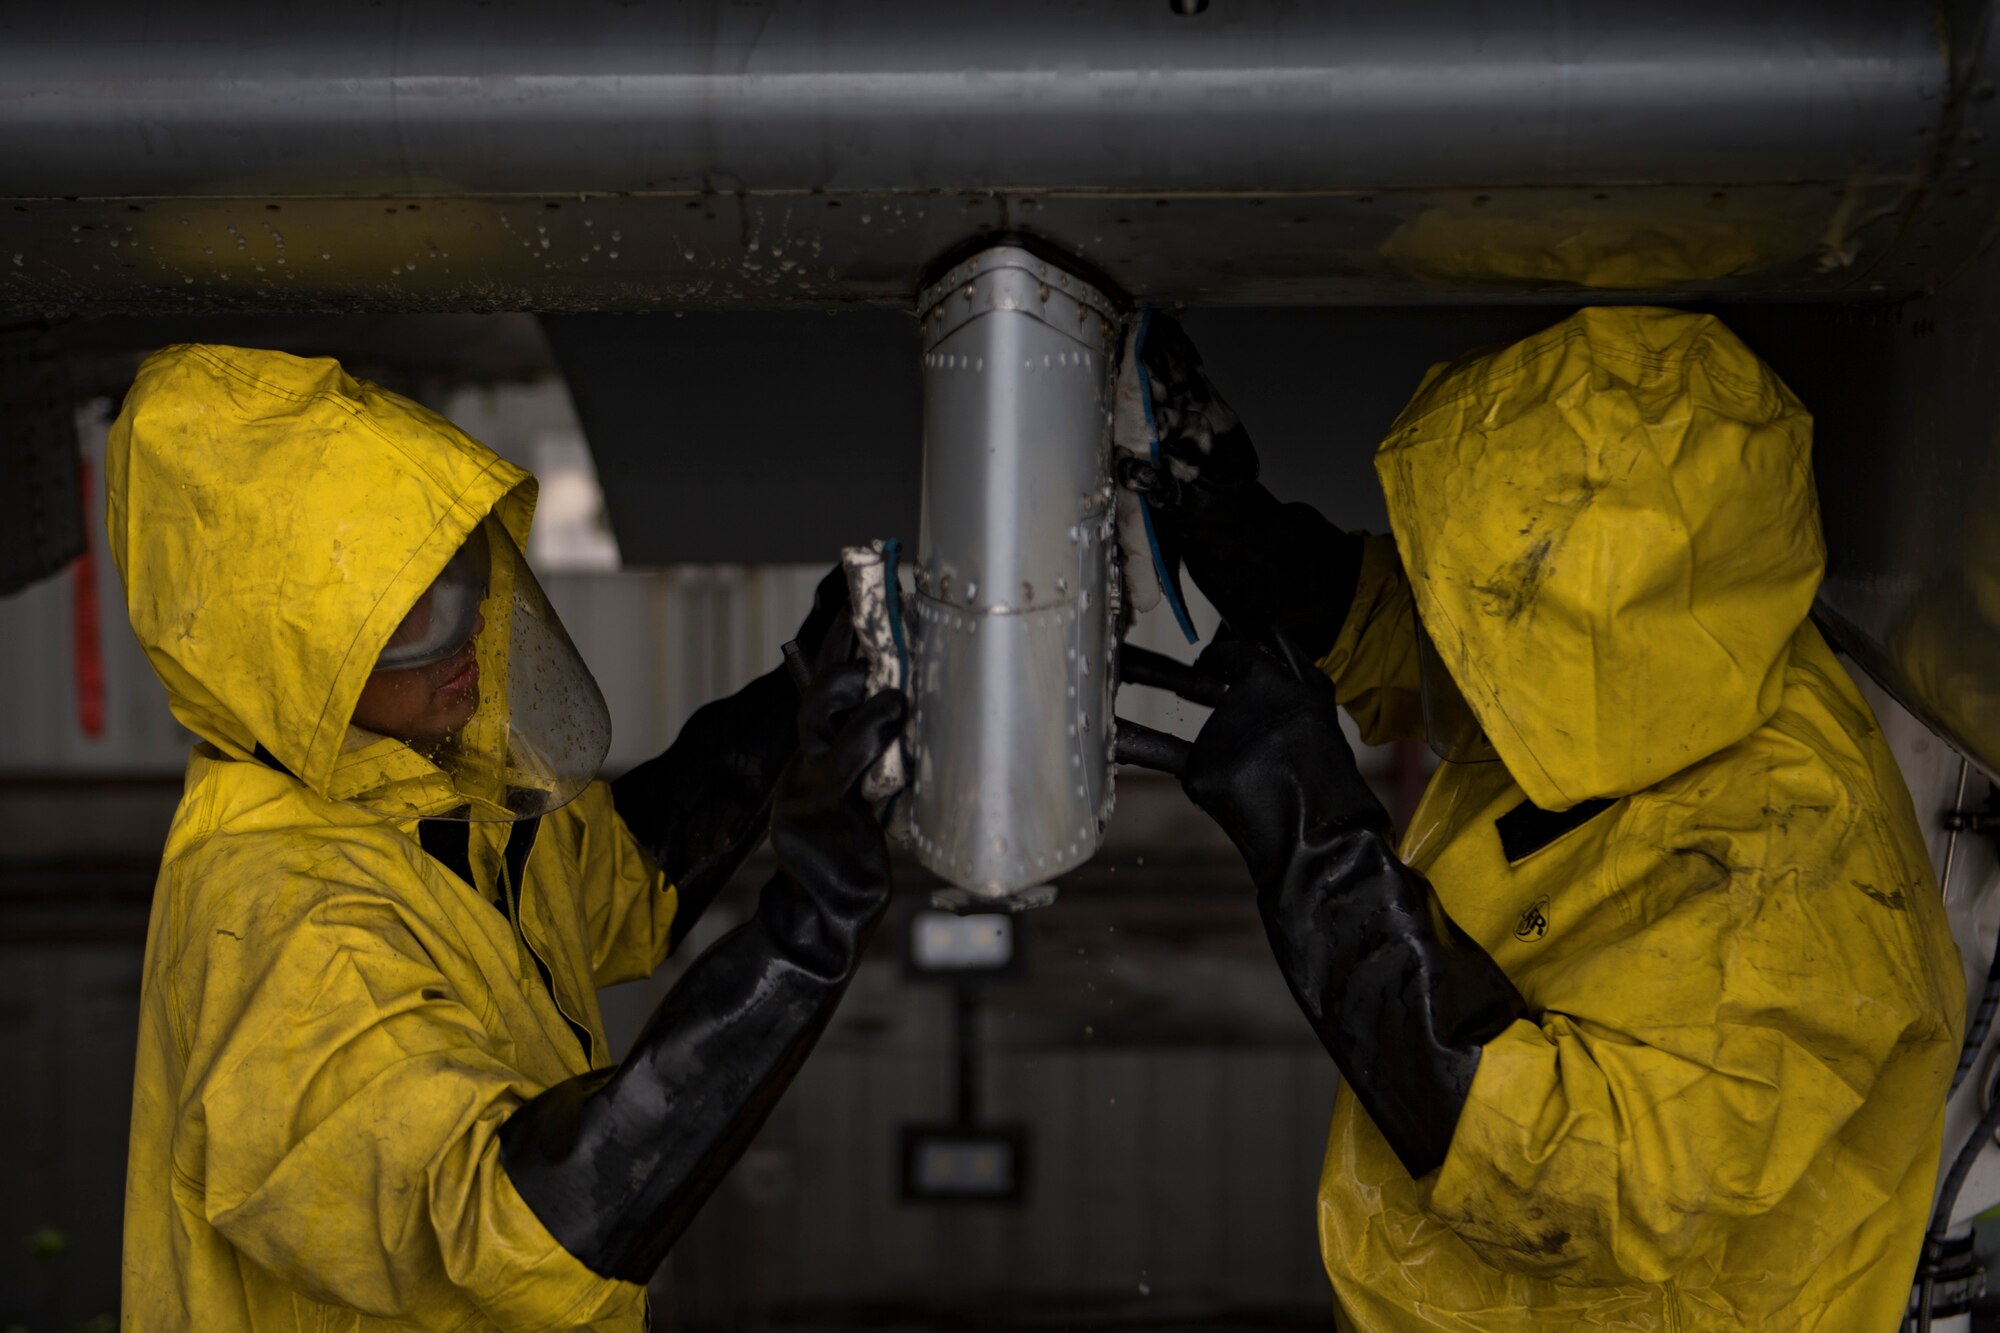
[110,345,674,1331]
[1315,308,1963,1330]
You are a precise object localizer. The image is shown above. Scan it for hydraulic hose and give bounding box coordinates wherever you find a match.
[1918,1084,2000,1330]
[1921,757,1996,1331]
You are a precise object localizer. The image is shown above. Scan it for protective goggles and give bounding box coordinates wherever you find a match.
[375,524,492,671]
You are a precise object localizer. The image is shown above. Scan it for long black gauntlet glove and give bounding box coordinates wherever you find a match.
[1124,313,1364,659]
[1182,640,1526,1178]
[611,563,852,944]
[499,660,904,1281]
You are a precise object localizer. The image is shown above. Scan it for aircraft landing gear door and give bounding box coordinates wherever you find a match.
[906,245,1123,911]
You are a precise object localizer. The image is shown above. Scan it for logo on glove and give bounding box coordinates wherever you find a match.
[1514,896,1551,942]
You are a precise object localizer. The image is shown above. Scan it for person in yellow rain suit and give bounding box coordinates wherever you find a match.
[108,344,905,1331]
[1121,307,1964,1330]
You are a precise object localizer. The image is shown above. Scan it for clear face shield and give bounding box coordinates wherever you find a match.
[346,514,611,821]
[1414,616,1500,765]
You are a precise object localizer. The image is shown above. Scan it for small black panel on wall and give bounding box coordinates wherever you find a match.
[899,1123,1030,1205]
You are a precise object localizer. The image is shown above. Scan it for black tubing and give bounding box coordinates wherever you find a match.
[1114,717,1193,776]
[1918,1086,2000,1328]
[1117,645,1227,708]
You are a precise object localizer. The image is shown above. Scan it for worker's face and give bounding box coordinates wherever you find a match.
[351,610,485,743]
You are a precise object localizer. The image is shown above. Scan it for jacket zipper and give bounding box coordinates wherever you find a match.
[498,821,597,1068]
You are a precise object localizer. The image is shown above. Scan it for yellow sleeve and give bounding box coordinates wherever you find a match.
[558,779,681,988]
[171,851,643,1329]
[1420,798,1958,1285]
[1317,533,1425,745]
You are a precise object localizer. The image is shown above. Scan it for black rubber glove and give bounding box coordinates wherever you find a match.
[1183,639,1527,1179]
[1126,312,1365,659]
[499,659,904,1281]
[611,563,854,945]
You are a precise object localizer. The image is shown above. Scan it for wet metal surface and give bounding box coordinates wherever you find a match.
[0,0,1985,312]
[0,184,1958,315]
[907,246,1120,899]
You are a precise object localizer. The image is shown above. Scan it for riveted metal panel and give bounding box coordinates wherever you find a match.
[906,247,1120,899]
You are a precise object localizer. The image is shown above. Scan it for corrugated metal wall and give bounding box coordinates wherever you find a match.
[604,872,1344,1330]
[683,1046,1341,1326]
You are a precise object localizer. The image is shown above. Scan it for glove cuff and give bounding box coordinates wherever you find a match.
[1262,825,1527,1178]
